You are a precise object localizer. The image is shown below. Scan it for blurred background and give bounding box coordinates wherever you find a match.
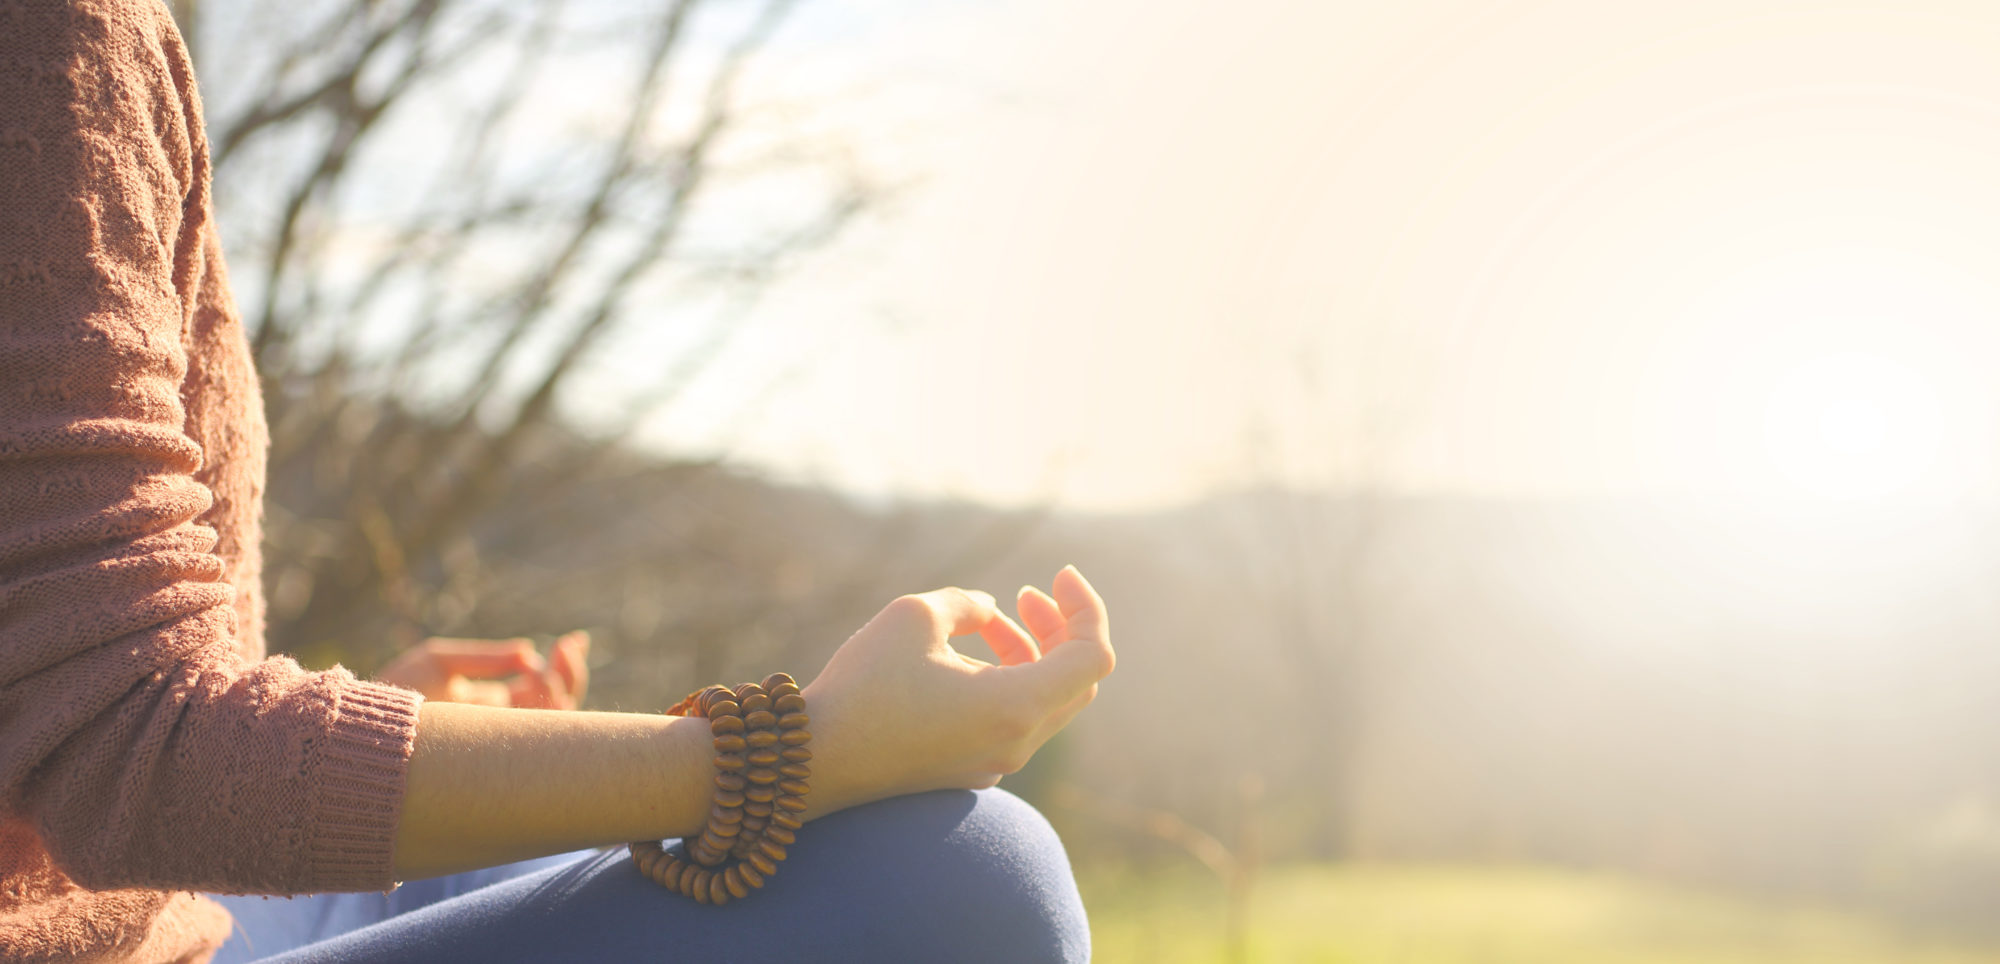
[171,0,2000,959]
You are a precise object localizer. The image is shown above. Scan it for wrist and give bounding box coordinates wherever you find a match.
[797,681,900,820]
[631,674,816,904]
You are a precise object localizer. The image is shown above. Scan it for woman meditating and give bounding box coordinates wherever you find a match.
[0,1,1113,961]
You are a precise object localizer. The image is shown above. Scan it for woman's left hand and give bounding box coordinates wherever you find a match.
[376,632,590,709]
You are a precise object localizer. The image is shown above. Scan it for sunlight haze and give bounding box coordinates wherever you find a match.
[630,0,2000,511]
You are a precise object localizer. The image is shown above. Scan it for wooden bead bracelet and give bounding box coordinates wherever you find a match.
[628,672,811,906]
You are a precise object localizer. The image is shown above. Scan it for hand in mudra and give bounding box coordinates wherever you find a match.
[803,566,1114,817]
[377,632,591,709]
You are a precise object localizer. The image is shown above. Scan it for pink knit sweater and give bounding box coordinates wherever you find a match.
[0,1,426,961]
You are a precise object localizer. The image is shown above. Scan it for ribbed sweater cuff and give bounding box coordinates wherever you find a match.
[304,678,424,892]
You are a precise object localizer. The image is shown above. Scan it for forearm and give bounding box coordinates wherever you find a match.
[392,702,717,879]
[388,572,1116,883]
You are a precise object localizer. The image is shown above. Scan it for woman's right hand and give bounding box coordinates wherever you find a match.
[801,566,1115,818]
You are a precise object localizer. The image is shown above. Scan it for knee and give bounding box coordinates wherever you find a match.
[804,788,1089,963]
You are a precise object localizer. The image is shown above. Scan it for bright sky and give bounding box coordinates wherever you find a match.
[614,0,2000,510]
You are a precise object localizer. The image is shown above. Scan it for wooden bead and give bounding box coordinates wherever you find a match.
[699,687,733,713]
[723,866,750,899]
[640,675,815,904]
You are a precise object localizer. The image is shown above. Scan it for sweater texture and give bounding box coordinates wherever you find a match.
[0,1,425,961]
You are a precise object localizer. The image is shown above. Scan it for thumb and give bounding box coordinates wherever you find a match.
[1004,631,1115,710]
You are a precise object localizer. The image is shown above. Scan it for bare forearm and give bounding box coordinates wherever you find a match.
[386,570,1116,883]
[391,702,714,879]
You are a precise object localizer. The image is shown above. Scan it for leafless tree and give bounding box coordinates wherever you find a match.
[172,0,873,680]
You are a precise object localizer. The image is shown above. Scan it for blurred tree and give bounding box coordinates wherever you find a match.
[170,0,872,685]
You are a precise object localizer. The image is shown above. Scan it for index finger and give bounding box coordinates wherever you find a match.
[896,587,999,638]
[977,611,1041,666]
[415,637,546,679]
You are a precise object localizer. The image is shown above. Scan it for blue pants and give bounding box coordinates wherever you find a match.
[205,788,1089,963]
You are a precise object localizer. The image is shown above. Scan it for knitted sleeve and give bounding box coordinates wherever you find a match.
[0,0,424,894]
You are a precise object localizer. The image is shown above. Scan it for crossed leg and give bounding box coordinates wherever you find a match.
[210,788,1088,963]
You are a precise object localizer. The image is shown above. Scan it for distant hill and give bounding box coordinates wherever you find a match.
[267,427,2000,918]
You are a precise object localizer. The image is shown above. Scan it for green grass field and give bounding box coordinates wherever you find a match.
[1079,862,2000,963]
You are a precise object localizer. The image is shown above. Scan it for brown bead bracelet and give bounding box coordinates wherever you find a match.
[628,672,811,906]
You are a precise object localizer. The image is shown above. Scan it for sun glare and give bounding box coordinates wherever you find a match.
[1760,352,1944,501]
[1666,253,2000,504]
